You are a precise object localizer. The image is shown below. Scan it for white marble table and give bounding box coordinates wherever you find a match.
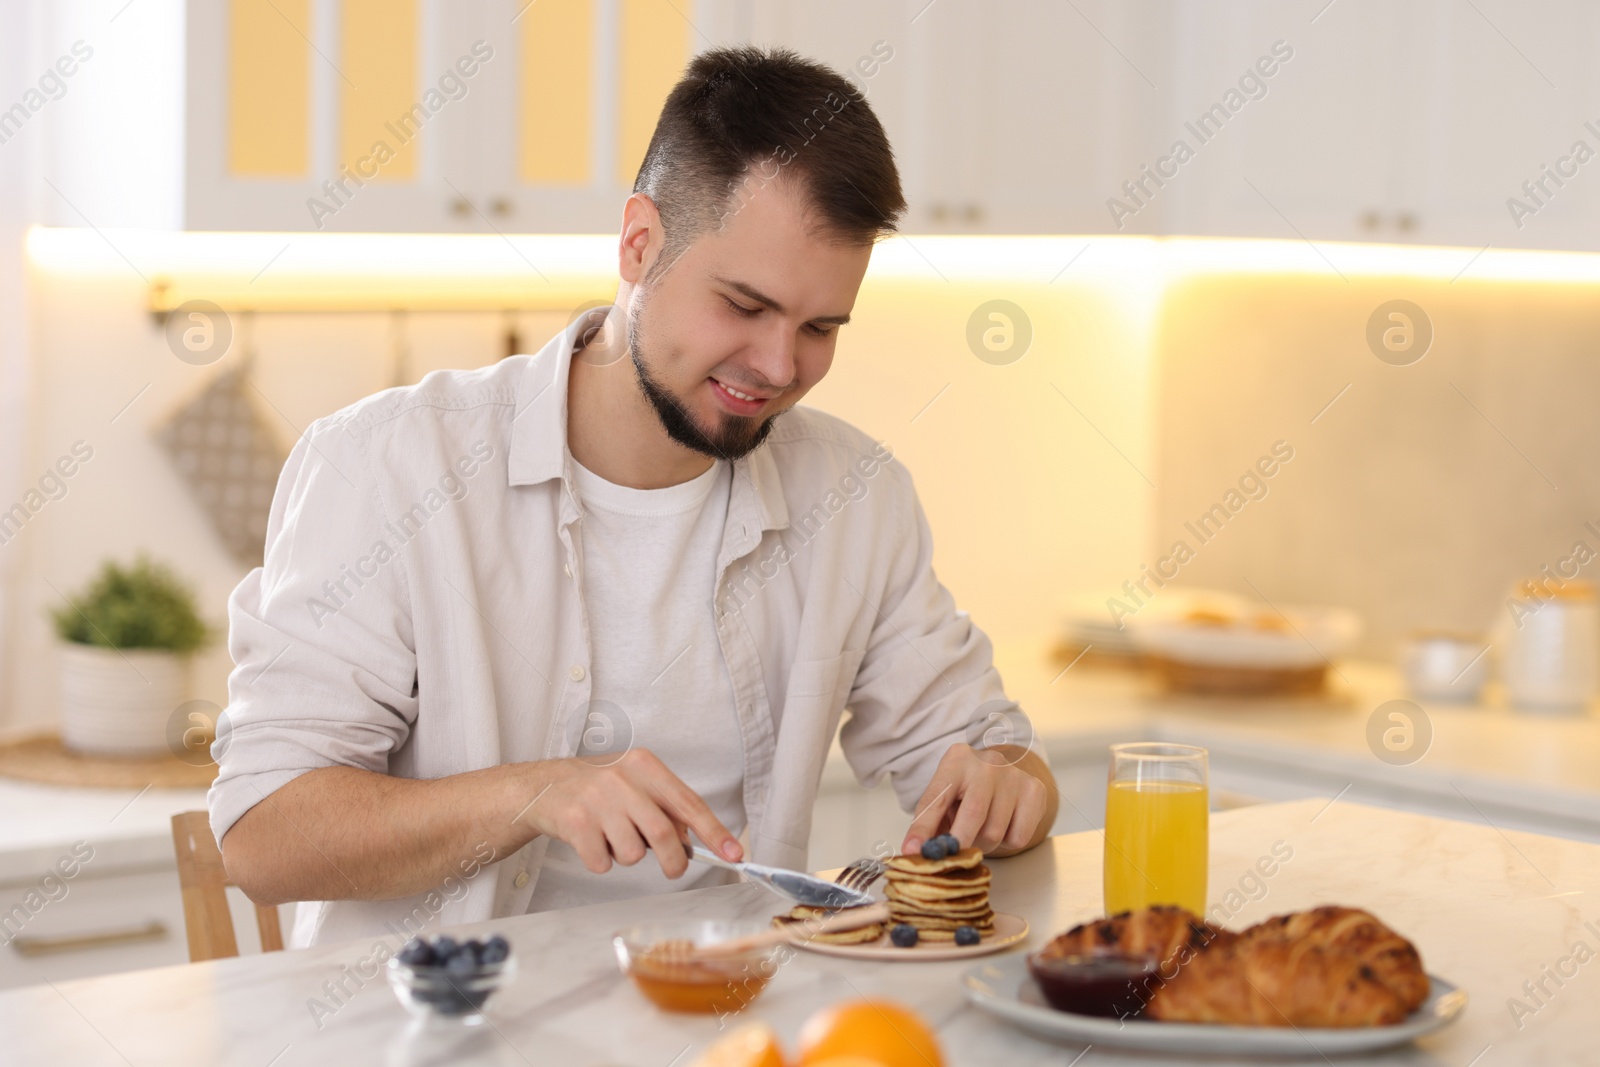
[4,799,1596,1066]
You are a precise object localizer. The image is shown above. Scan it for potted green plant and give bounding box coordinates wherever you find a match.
[49,557,211,757]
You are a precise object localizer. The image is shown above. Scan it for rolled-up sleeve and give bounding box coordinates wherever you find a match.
[208,416,418,845]
[836,470,1027,813]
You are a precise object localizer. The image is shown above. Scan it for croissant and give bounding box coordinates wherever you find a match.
[1037,905,1429,1028]
[1235,906,1430,1010]
[1146,934,1416,1027]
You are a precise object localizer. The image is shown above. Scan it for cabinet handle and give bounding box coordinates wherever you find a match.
[9,920,169,957]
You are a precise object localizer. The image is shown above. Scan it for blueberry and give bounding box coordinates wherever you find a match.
[890,924,919,948]
[480,936,510,965]
[443,949,477,976]
[935,833,962,854]
[397,938,435,967]
[463,938,485,965]
[919,838,949,861]
[954,925,980,946]
[432,936,458,960]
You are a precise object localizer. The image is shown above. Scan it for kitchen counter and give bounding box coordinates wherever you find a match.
[0,777,254,992]
[0,777,210,884]
[999,640,1600,795]
[812,643,1600,873]
[2,798,1594,1066]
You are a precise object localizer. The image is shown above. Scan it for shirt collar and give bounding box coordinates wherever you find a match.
[506,310,790,535]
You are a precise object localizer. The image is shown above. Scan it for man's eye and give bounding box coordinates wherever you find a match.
[723,297,758,316]
[805,323,836,337]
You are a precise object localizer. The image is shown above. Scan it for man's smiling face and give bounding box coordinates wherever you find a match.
[625,177,874,460]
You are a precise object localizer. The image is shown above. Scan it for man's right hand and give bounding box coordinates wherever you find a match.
[513,748,742,879]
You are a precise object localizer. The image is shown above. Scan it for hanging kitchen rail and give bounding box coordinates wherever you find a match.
[146,276,604,325]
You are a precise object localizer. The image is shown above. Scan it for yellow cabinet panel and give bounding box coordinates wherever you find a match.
[227,0,311,177]
[616,0,689,188]
[340,0,419,181]
[519,0,593,185]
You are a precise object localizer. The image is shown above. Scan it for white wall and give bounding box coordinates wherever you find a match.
[0,0,44,730]
[0,0,187,727]
[35,0,185,230]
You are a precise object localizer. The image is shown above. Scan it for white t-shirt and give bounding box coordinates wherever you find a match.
[526,455,746,910]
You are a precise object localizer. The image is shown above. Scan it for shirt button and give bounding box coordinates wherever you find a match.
[513,871,529,889]
[569,665,585,681]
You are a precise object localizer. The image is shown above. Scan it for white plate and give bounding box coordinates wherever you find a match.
[1128,605,1362,669]
[796,913,1028,961]
[961,955,1466,1055]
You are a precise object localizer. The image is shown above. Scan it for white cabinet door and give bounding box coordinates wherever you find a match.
[1161,0,1600,251]
[0,862,296,990]
[1160,0,1409,243]
[1402,0,1600,251]
[974,0,1174,236]
[727,0,1167,235]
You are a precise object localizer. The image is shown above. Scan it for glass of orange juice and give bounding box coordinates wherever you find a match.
[1103,742,1208,917]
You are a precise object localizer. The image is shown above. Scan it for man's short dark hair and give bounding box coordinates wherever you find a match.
[633,46,906,275]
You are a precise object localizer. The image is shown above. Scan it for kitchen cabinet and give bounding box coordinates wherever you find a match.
[723,0,1168,235]
[185,0,690,232]
[0,862,291,991]
[184,0,1168,236]
[181,0,1600,250]
[0,781,292,990]
[1161,0,1600,250]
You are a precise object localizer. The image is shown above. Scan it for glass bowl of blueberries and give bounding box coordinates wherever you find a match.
[387,933,514,1024]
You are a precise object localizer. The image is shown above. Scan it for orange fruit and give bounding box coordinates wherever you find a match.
[687,1021,786,1067]
[797,999,944,1067]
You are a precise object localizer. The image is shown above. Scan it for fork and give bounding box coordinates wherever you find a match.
[833,854,887,896]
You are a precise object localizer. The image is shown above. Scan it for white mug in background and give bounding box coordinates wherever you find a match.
[1400,632,1489,703]
[1499,580,1600,714]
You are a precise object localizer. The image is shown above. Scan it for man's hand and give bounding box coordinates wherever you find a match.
[513,748,743,879]
[901,743,1059,858]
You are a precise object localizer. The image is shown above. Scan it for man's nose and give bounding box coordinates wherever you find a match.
[746,318,797,391]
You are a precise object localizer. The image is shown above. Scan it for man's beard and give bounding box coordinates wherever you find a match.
[627,313,781,462]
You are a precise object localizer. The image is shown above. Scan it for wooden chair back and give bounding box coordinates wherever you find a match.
[170,810,285,962]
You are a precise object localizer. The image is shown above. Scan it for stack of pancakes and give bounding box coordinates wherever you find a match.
[884,846,995,941]
[770,904,885,946]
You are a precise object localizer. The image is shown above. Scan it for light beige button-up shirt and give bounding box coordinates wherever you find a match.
[209,317,1019,947]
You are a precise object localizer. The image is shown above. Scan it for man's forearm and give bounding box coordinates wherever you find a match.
[220,763,546,905]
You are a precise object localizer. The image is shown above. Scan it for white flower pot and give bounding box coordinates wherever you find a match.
[58,643,191,757]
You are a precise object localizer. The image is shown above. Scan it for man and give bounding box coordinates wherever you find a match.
[213,46,1057,947]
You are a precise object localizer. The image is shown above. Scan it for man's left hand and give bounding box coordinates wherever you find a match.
[901,743,1059,858]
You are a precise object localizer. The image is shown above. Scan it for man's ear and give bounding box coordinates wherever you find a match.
[618,193,663,286]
